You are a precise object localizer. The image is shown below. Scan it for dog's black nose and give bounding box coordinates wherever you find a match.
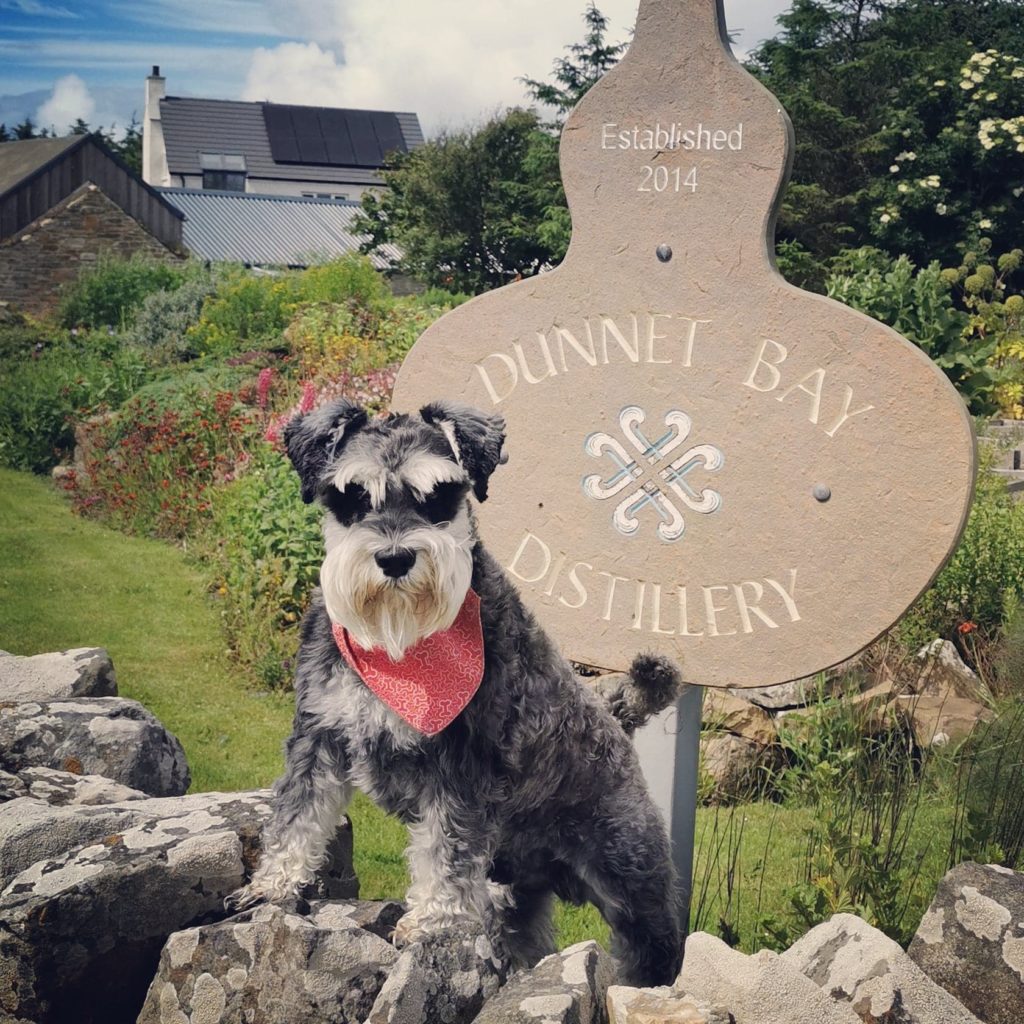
[375,549,417,579]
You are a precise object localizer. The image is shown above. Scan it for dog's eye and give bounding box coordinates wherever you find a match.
[323,482,371,525]
[418,480,467,525]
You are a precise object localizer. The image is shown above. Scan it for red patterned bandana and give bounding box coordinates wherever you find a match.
[332,590,484,736]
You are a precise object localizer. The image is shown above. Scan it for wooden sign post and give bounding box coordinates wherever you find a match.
[392,0,975,924]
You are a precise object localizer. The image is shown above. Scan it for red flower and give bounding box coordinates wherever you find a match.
[958,621,978,635]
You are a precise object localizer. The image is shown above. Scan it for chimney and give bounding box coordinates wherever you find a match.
[143,66,168,187]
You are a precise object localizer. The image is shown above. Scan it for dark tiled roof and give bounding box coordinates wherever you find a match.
[160,98,424,185]
[160,187,402,268]
[0,135,83,197]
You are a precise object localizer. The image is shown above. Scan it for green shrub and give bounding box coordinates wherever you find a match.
[951,700,1024,870]
[0,321,60,361]
[58,254,195,331]
[62,373,263,539]
[825,247,994,412]
[207,450,322,688]
[126,270,220,361]
[187,257,396,359]
[414,286,473,310]
[0,340,148,473]
[186,270,298,357]
[759,683,950,947]
[900,454,1024,647]
[301,256,393,311]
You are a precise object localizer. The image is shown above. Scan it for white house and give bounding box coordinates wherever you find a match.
[142,67,424,202]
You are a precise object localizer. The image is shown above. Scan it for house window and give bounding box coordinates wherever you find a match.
[203,170,247,191]
[199,153,247,192]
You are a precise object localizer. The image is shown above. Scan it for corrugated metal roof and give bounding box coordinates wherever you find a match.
[160,98,423,185]
[160,187,402,269]
[0,134,83,197]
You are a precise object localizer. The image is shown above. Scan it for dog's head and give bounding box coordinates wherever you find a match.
[284,399,506,659]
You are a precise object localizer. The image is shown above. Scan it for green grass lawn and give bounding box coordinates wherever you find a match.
[0,468,954,951]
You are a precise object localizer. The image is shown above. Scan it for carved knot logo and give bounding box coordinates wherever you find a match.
[582,407,724,542]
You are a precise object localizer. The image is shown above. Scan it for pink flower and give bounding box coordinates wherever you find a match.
[256,368,274,410]
[299,381,317,414]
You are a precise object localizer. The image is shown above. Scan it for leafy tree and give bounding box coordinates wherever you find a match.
[521,1,627,128]
[12,118,46,140]
[53,117,144,175]
[356,3,625,291]
[110,117,143,175]
[0,125,10,142]
[751,0,1024,270]
[356,109,564,293]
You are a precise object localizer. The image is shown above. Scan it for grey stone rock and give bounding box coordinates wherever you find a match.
[0,790,358,1024]
[912,639,989,702]
[15,766,146,806]
[678,932,863,1024]
[366,925,509,1024]
[727,658,866,711]
[908,862,1024,1024]
[137,900,396,1024]
[0,647,117,701]
[0,697,189,796]
[0,796,140,886]
[699,734,770,803]
[608,985,733,1023]
[782,912,982,1023]
[476,939,614,1023]
[703,691,777,747]
[896,693,993,749]
[311,898,405,940]
[0,769,28,802]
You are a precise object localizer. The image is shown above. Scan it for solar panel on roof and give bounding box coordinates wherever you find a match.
[291,107,329,165]
[262,104,408,168]
[372,113,406,160]
[321,109,357,165]
[346,111,379,167]
[264,106,301,163]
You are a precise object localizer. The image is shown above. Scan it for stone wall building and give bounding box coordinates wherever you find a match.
[0,134,184,318]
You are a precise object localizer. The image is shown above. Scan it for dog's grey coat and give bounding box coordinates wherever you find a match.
[243,401,684,987]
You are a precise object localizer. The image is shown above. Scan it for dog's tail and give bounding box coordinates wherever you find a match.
[591,654,684,735]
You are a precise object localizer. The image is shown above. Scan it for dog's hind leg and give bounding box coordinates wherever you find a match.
[502,886,557,971]
[228,729,350,909]
[564,798,683,987]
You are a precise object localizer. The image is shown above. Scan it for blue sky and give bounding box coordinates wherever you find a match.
[0,0,792,137]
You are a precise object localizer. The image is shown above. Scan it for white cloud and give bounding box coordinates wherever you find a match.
[0,0,79,18]
[241,1,789,136]
[36,73,94,132]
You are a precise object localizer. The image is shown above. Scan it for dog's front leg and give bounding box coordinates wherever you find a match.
[393,802,496,946]
[229,728,351,909]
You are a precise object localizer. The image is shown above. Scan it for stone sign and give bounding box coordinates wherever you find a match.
[391,0,976,689]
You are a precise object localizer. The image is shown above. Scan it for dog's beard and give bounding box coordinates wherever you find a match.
[320,518,473,660]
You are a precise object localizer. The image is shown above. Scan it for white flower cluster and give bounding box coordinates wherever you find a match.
[959,49,1024,95]
[978,115,1024,153]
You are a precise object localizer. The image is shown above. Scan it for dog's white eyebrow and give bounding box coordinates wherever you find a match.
[399,453,465,498]
[331,458,387,507]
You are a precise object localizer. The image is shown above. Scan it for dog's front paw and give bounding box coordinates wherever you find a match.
[391,909,428,948]
[224,874,301,913]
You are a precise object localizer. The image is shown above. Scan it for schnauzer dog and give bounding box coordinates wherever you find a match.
[232,398,685,986]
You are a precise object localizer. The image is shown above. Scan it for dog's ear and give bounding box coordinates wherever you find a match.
[284,399,368,504]
[420,401,507,502]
